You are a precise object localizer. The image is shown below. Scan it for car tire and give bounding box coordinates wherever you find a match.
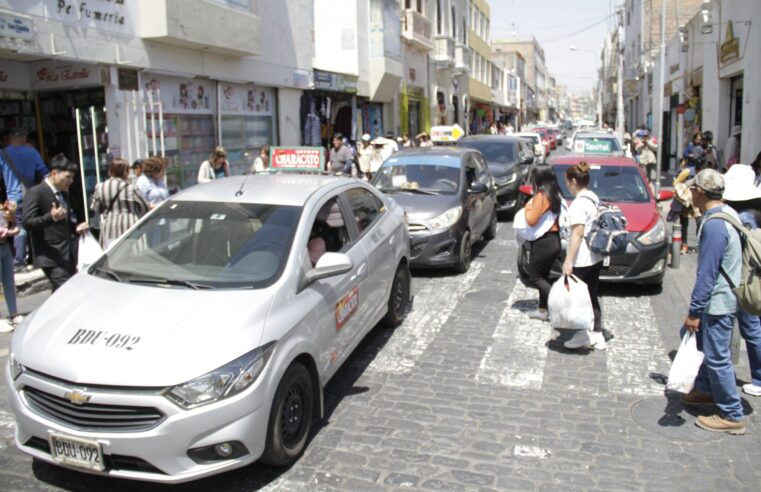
[260,362,314,467]
[382,263,411,327]
[483,208,498,240]
[454,230,472,273]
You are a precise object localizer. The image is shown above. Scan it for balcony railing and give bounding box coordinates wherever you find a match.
[433,35,455,68]
[455,43,471,73]
[402,9,433,51]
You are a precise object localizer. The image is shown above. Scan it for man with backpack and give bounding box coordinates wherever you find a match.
[680,169,746,434]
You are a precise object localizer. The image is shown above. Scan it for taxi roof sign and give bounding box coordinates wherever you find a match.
[270,147,325,172]
[430,124,464,143]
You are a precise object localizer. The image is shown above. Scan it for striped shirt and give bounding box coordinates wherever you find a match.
[91,177,149,248]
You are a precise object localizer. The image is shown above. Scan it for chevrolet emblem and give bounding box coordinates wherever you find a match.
[63,390,91,406]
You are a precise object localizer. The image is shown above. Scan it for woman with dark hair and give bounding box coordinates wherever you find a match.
[91,158,149,248]
[521,165,562,321]
[136,157,169,207]
[562,161,606,350]
[752,151,761,188]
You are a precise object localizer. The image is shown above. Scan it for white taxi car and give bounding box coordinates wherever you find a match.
[6,174,410,483]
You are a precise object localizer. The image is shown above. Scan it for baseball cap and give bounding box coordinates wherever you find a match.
[693,168,725,198]
[361,134,370,142]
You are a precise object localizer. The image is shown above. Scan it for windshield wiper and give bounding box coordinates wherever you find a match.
[128,277,213,290]
[92,266,123,283]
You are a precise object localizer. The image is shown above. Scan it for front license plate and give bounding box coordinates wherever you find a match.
[603,256,611,267]
[49,433,104,471]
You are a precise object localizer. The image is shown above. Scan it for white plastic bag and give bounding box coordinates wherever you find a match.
[548,275,594,330]
[513,208,557,243]
[77,231,103,271]
[666,332,705,393]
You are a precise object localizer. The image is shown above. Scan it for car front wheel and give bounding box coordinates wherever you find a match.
[454,230,472,273]
[260,363,314,466]
[382,263,411,327]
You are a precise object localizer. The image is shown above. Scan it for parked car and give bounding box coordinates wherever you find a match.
[570,131,624,156]
[546,155,674,285]
[373,147,497,272]
[515,132,545,164]
[457,135,532,215]
[7,174,411,483]
[537,127,557,150]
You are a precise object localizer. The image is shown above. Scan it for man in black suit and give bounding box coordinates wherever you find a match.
[22,155,88,291]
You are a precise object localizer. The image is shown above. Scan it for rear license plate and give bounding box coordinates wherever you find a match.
[49,433,104,471]
[603,256,611,267]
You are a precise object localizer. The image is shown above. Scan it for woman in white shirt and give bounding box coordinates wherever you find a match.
[561,161,606,350]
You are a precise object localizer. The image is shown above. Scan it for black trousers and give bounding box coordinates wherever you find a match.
[572,261,603,332]
[523,232,561,309]
[43,263,76,292]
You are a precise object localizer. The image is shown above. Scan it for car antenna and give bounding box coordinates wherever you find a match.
[235,173,251,196]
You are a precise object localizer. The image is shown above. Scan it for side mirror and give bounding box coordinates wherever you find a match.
[521,156,535,165]
[469,182,488,194]
[518,184,533,197]
[303,252,354,285]
[656,189,675,202]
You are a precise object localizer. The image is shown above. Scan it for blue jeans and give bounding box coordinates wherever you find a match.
[0,242,17,316]
[694,313,744,421]
[13,207,26,268]
[738,309,761,387]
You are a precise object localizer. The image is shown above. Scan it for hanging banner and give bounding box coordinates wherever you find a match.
[219,82,275,115]
[142,74,214,114]
[270,147,324,172]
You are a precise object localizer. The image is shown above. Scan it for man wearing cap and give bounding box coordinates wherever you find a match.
[357,134,373,180]
[0,128,49,272]
[680,168,746,434]
[722,164,761,398]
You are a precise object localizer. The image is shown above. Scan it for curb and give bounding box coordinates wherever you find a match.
[14,269,50,296]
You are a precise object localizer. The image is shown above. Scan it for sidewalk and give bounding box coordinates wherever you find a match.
[13,268,50,296]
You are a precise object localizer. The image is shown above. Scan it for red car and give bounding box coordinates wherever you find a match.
[534,129,552,156]
[546,128,559,150]
[547,155,674,285]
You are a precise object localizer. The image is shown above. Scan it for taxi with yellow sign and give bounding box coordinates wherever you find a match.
[6,174,410,483]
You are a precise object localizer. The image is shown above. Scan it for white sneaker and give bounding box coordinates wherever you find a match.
[564,330,591,349]
[742,383,761,397]
[589,331,607,350]
[0,319,14,333]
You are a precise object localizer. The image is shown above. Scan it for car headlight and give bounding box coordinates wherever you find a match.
[426,206,463,232]
[495,172,517,186]
[637,218,666,246]
[9,353,24,381]
[166,342,276,409]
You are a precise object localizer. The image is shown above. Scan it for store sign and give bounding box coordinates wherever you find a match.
[430,124,464,143]
[0,61,31,89]
[292,69,312,90]
[30,62,102,89]
[720,21,740,65]
[220,82,274,115]
[313,70,358,94]
[270,147,324,172]
[142,75,213,115]
[0,12,35,41]
[45,0,136,34]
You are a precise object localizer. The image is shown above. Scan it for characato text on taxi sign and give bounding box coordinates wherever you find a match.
[270,147,325,171]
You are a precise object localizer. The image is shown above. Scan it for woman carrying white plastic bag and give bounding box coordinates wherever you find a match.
[548,275,595,331]
[77,231,103,271]
[667,332,705,394]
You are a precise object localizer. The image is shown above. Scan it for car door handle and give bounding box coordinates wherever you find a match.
[351,263,367,281]
[388,234,396,248]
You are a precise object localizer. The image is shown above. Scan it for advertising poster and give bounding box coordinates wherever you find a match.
[270,147,324,172]
[142,75,214,114]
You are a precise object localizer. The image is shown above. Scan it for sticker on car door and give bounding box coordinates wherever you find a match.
[335,286,359,331]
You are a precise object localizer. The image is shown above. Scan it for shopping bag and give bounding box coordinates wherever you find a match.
[666,332,704,393]
[77,231,103,271]
[548,275,594,330]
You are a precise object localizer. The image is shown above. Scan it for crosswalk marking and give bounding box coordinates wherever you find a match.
[476,281,551,389]
[602,295,671,396]
[0,410,15,450]
[368,261,484,375]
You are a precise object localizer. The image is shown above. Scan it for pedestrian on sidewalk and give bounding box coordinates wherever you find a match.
[683,132,705,177]
[136,157,169,208]
[751,151,761,188]
[520,165,562,322]
[0,199,23,333]
[198,146,230,184]
[680,168,746,435]
[561,161,607,350]
[0,127,48,273]
[672,160,702,254]
[328,133,354,176]
[22,155,89,293]
[721,164,761,398]
[91,159,149,249]
[251,145,269,174]
[636,133,657,183]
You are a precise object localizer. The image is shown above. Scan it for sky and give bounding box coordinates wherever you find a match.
[490,0,623,94]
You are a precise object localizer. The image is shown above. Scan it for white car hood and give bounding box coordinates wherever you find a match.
[13,273,275,387]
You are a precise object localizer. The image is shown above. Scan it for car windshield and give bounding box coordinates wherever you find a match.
[92,201,301,289]
[536,130,547,138]
[574,136,622,153]
[373,161,460,194]
[458,141,517,163]
[554,165,650,203]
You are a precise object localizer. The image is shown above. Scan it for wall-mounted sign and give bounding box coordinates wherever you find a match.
[270,147,325,171]
[313,69,358,94]
[0,61,31,89]
[0,12,35,41]
[293,69,312,90]
[720,20,740,64]
[44,0,137,35]
[30,62,103,90]
[117,68,138,91]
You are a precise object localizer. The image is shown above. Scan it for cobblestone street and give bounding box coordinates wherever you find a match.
[1,221,760,491]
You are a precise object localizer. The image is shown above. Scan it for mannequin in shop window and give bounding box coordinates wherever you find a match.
[198,147,231,184]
